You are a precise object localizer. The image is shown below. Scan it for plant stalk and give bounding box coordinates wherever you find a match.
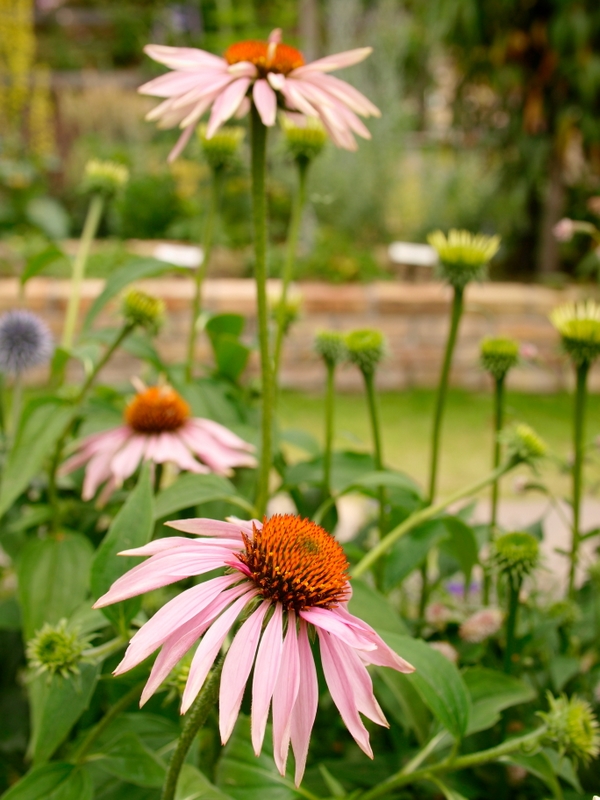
[250,104,273,517]
[568,360,589,599]
[62,194,104,351]
[364,369,386,536]
[503,573,521,674]
[185,168,222,382]
[8,372,23,440]
[484,374,505,604]
[322,361,335,497]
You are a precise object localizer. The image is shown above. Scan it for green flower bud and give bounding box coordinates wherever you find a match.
[198,124,244,171]
[550,300,600,367]
[282,116,328,163]
[502,423,547,465]
[122,288,165,334]
[81,159,129,198]
[345,329,385,375]
[480,337,519,381]
[547,599,581,627]
[428,229,500,290]
[269,294,301,335]
[314,330,348,366]
[493,531,539,580]
[26,620,91,679]
[539,693,600,765]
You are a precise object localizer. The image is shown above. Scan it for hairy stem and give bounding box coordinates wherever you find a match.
[322,361,335,497]
[568,361,589,599]
[484,374,505,604]
[503,573,521,674]
[364,369,386,536]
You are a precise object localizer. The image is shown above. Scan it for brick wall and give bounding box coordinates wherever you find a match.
[3,277,599,393]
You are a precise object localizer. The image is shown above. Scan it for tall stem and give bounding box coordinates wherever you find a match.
[568,361,589,599]
[364,369,386,535]
[185,169,222,382]
[484,375,505,604]
[273,158,308,383]
[8,372,23,440]
[62,194,104,351]
[322,361,335,497]
[503,574,521,674]
[250,104,273,518]
[161,660,223,800]
[75,324,134,405]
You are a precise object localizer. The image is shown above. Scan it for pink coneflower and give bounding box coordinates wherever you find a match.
[459,608,503,643]
[140,29,380,161]
[94,514,414,784]
[62,383,256,502]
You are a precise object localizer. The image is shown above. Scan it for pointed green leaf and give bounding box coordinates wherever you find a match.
[463,667,536,734]
[347,579,408,636]
[154,473,254,521]
[92,731,166,787]
[175,764,235,800]
[2,763,92,800]
[500,751,562,799]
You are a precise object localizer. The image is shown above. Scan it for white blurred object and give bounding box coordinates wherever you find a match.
[153,243,203,269]
[388,241,437,267]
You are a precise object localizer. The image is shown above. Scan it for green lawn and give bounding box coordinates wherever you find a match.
[278,388,600,498]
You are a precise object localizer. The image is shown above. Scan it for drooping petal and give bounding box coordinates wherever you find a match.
[292,47,373,75]
[206,78,251,138]
[290,621,318,786]
[144,44,227,71]
[272,611,300,776]
[139,71,210,99]
[335,606,415,673]
[166,517,256,539]
[168,124,196,164]
[325,636,388,727]
[253,79,277,127]
[251,603,284,755]
[299,607,375,651]
[110,434,147,483]
[302,71,380,117]
[82,450,116,500]
[219,600,270,743]
[190,418,256,452]
[279,80,319,118]
[119,536,241,557]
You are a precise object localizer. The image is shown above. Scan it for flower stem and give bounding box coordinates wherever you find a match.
[323,361,335,497]
[62,194,104,351]
[185,168,222,383]
[568,360,589,599]
[75,323,135,405]
[352,460,516,579]
[73,680,143,763]
[161,659,223,800]
[250,104,273,518]
[484,374,505,604]
[503,573,521,674]
[8,372,23,440]
[272,158,308,384]
[364,369,386,535]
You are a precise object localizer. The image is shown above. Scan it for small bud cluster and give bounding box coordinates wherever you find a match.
[0,309,53,375]
[198,124,244,171]
[345,329,386,376]
[502,423,547,465]
[26,620,90,679]
[493,531,539,581]
[459,607,504,643]
[539,693,600,765]
[480,337,519,381]
[121,288,165,334]
[282,117,328,163]
[314,330,348,366]
[427,229,500,290]
[550,300,600,367]
[82,159,129,197]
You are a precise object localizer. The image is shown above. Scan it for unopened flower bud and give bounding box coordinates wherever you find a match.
[428,640,459,664]
[282,116,328,163]
[493,531,539,580]
[480,337,519,381]
[122,288,165,334]
[427,229,500,290]
[539,693,600,765]
[198,124,244,171]
[502,423,547,465]
[459,608,503,643]
[81,159,129,198]
[270,293,301,335]
[26,619,90,679]
[550,300,600,367]
[314,330,348,367]
[345,328,385,375]
[0,309,53,375]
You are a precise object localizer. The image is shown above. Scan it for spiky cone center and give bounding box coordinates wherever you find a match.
[225,40,305,76]
[494,531,539,580]
[82,159,129,196]
[121,288,164,332]
[237,514,350,612]
[345,329,385,375]
[428,229,500,289]
[540,694,600,764]
[125,386,190,433]
[314,330,347,366]
[480,337,519,380]
[550,301,600,366]
[26,620,87,678]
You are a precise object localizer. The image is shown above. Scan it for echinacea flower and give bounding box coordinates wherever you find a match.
[550,299,600,366]
[0,309,53,374]
[93,513,414,784]
[139,28,380,161]
[61,383,256,503]
[480,336,519,381]
[427,229,500,289]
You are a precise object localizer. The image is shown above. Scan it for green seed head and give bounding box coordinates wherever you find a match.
[81,159,129,198]
[269,293,302,335]
[282,116,328,163]
[122,288,165,334]
[428,229,500,289]
[345,329,385,375]
[493,531,539,580]
[502,422,547,465]
[198,124,244,171]
[480,337,519,381]
[539,693,600,765]
[314,330,348,366]
[550,300,600,367]
[26,620,90,679]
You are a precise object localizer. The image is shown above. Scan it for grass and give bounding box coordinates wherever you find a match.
[278,388,600,499]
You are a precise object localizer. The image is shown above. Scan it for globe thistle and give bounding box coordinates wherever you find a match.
[314,330,348,367]
[539,693,600,765]
[493,531,539,581]
[121,288,165,334]
[550,300,600,367]
[427,229,500,290]
[502,423,547,466]
[480,337,519,381]
[198,124,244,171]
[459,608,504,643]
[81,159,129,198]
[26,620,91,680]
[0,310,53,375]
[345,329,386,376]
[428,640,459,664]
[282,116,328,164]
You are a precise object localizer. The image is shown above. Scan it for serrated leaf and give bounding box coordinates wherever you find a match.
[2,763,92,800]
[92,731,165,788]
[175,764,235,800]
[154,473,254,521]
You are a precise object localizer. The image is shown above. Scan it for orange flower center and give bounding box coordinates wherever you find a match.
[125,386,190,434]
[237,514,350,611]
[224,40,305,76]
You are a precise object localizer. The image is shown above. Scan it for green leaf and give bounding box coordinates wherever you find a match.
[438,516,479,587]
[317,764,347,797]
[2,763,92,800]
[93,731,166,788]
[0,400,73,519]
[154,473,254,520]
[549,656,580,693]
[0,596,21,630]
[215,715,301,800]
[90,465,154,629]
[175,764,235,800]
[375,670,430,744]
[382,634,471,739]
[206,314,245,338]
[21,243,66,285]
[428,776,469,800]
[283,452,375,493]
[211,335,251,382]
[500,751,562,799]
[347,579,408,636]
[93,712,179,753]
[382,519,449,589]
[342,470,422,498]
[463,668,536,734]
[279,429,321,458]
[17,533,94,640]
[26,197,70,239]
[29,662,101,765]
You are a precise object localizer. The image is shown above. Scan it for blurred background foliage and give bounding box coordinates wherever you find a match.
[1,0,600,282]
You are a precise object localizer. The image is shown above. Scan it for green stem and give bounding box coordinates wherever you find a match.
[161,660,223,800]
[73,681,143,763]
[8,372,22,440]
[322,361,335,497]
[250,104,273,518]
[352,459,516,579]
[484,374,505,604]
[568,361,589,599]
[62,194,104,351]
[503,574,521,674]
[364,369,386,536]
[75,324,134,406]
[185,168,222,382]
[82,635,128,662]
[154,462,164,495]
[272,158,308,384]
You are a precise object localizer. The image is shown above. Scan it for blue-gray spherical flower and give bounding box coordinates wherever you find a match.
[0,310,53,374]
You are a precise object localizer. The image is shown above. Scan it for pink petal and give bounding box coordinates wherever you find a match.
[253,79,277,127]
[290,621,318,786]
[167,124,196,163]
[119,536,241,557]
[82,451,115,500]
[206,78,251,138]
[267,73,285,91]
[144,44,227,71]
[293,48,373,75]
[170,74,237,109]
[272,611,300,776]
[251,603,283,755]
[190,419,256,452]
[219,601,270,743]
[335,606,415,673]
[179,94,219,129]
[299,607,375,651]
[110,434,147,483]
[139,71,208,99]
[228,61,258,78]
[181,590,257,713]
[178,425,256,474]
[280,80,319,118]
[303,72,380,117]
[165,517,253,539]
[327,638,388,727]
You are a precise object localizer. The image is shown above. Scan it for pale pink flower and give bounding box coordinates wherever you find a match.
[139,29,380,161]
[553,218,575,242]
[61,384,256,503]
[425,601,452,629]
[93,514,414,785]
[428,641,459,664]
[519,342,538,360]
[459,608,503,643]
